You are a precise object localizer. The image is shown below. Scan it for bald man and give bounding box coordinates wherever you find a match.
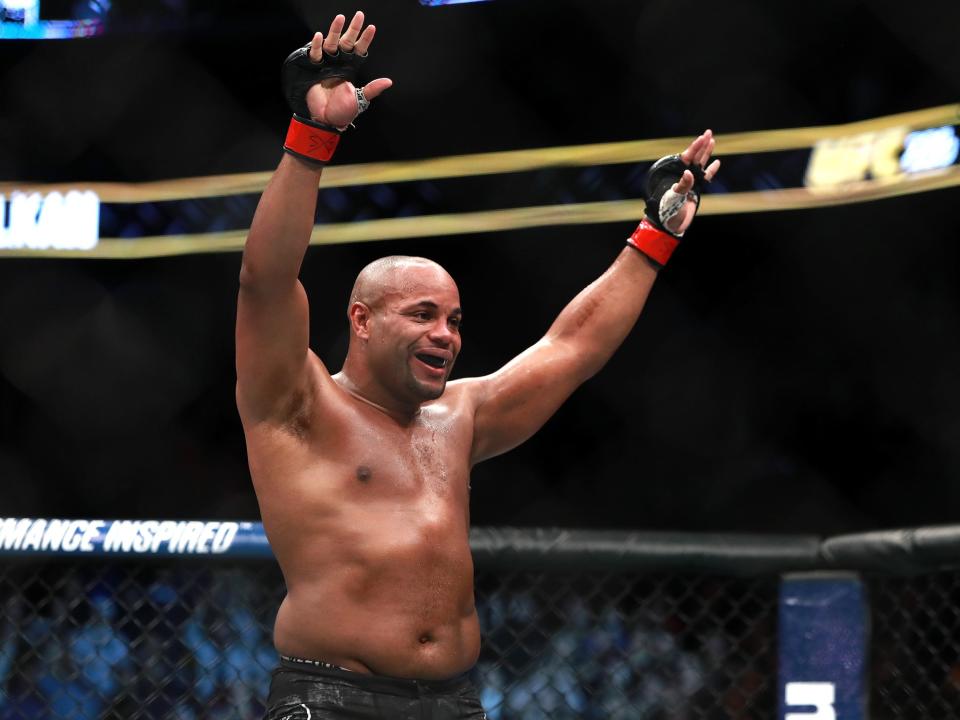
[237,11,719,720]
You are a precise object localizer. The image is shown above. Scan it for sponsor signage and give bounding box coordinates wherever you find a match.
[0,190,100,251]
[805,125,960,188]
[0,518,275,557]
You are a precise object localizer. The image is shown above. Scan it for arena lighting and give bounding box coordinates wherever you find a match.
[419,0,494,5]
[899,126,960,174]
[0,0,106,39]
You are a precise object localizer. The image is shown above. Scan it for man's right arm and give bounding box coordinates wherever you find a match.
[235,154,321,425]
[235,12,391,425]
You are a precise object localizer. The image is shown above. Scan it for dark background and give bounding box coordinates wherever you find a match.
[1,0,958,533]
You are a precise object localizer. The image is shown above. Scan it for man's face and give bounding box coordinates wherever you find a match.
[367,265,462,403]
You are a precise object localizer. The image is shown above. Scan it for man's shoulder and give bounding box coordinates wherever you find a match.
[440,377,485,405]
[425,377,491,425]
[415,379,478,415]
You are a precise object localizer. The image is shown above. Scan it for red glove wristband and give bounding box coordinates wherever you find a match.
[626,218,680,266]
[283,114,341,166]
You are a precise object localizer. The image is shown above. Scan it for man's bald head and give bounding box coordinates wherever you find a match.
[343,255,463,407]
[349,256,456,311]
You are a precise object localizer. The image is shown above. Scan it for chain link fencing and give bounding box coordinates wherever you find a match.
[0,557,779,720]
[0,528,958,719]
[870,571,960,719]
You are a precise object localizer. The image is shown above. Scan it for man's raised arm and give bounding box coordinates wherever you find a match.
[236,12,391,424]
[467,131,720,463]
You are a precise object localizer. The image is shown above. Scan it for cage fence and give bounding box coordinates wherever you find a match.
[0,525,959,719]
[0,559,779,720]
[870,571,960,720]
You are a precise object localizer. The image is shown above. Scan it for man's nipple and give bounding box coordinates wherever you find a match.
[356,465,372,482]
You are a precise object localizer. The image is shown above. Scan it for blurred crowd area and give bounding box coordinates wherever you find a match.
[0,566,276,719]
[1,562,958,718]
[470,572,776,720]
[0,562,779,719]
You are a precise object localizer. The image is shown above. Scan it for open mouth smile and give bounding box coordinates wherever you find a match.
[415,352,450,371]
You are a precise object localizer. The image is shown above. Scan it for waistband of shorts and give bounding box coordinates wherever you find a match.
[278,654,472,696]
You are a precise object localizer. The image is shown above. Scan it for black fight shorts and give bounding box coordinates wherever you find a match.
[264,656,487,720]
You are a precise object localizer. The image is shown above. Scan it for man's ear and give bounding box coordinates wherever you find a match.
[349,301,373,340]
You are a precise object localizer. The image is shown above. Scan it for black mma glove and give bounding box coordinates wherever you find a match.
[280,43,367,165]
[282,43,367,119]
[627,154,709,265]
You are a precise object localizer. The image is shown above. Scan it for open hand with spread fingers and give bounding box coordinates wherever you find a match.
[663,130,721,236]
[301,11,393,128]
[627,130,721,266]
[280,11,393,165]
[283,12,393,129]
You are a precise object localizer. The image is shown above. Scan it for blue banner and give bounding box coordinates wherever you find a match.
[0,518,273,559]
[778,572,867,720]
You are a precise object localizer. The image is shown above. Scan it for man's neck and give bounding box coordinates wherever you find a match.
[333,371,421,423]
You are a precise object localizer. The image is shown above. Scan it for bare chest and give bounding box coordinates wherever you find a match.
[334,407,471,500]
[246,394,476,539]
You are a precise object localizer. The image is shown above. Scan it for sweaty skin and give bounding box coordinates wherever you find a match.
[247,375,482,679]
[237,9,718,684]
[244,259,483,680]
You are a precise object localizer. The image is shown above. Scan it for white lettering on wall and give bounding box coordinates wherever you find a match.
[0,190,100,251]
[785,682,836,720]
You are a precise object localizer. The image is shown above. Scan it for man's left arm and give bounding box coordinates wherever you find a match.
[467,130,719,464]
